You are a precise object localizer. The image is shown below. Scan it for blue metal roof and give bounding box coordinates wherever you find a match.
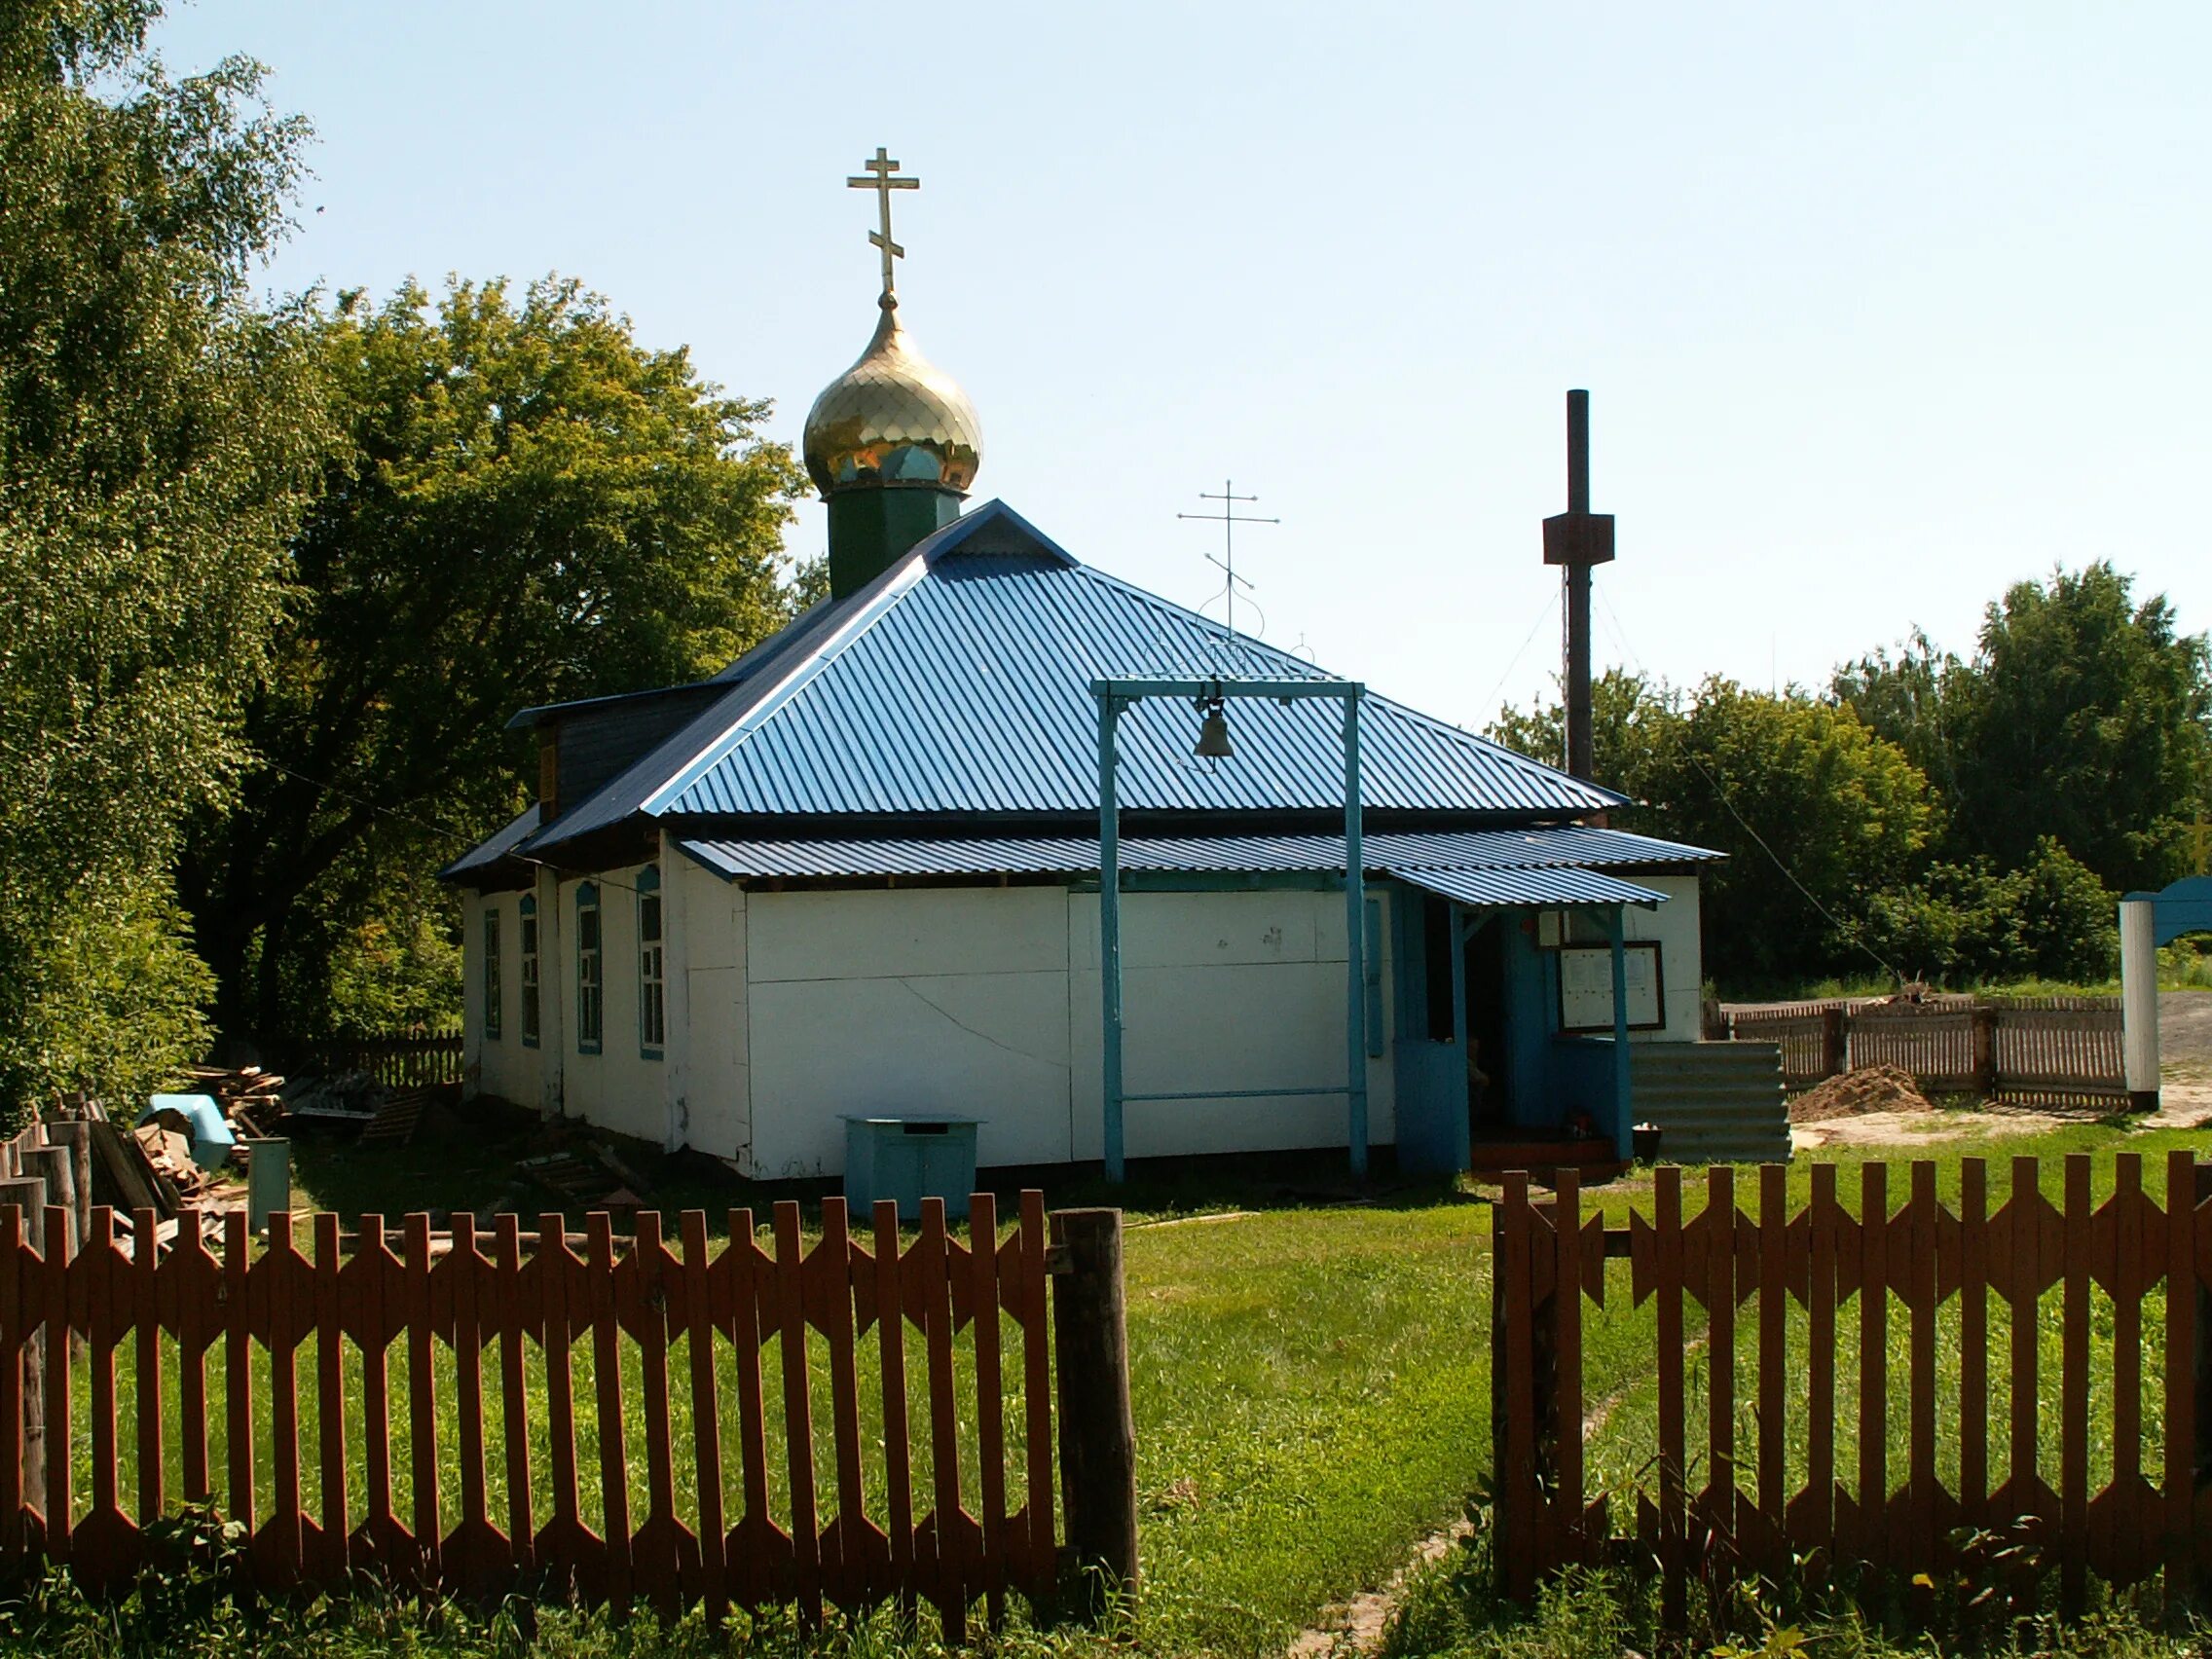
[675,825,1715,882]
[1386,865,1668,909]
[514,500,1625,858]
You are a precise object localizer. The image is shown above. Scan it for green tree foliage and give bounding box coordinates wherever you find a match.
[1862,837,2118,985]
[178,277,808,1041]
[0,0,324,1109]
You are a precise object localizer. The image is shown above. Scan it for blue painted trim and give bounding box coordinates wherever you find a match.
[2124,875,2212,946]
[637,864,664,1061]
[481,904,502,1043]
[518,893,539,1050]
[1097,693,1124,1182]
[1605,907,1633,1161]
[574,880,603,1056]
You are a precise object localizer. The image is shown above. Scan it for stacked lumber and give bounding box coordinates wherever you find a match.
[131,1113,222,1201]
[182,1064,286,1119]
[355,1089,432,1149]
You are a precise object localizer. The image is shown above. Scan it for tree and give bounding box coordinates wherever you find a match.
[1945,564,2212,893]
[0,1,324,1110]
[178,277,808,1041]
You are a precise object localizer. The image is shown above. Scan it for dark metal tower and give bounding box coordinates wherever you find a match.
[1541,389,1615,782]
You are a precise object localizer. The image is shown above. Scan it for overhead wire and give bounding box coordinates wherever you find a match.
[1591,585,1899,985]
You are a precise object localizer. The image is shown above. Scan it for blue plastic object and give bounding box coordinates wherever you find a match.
[143,1093,238,1170]
[841,1116,982,1222]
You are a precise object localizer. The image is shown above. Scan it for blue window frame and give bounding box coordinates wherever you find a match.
[637,866,665,1058]
[575,882,603,1054]
[482,906,502,1042]
[519,895,540,1048]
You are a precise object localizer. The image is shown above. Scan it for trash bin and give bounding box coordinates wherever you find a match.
[841,1115,983,1222]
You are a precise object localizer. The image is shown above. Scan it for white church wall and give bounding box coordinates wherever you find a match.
[464,889,539,1108]
[1621,876,1706,1043]
[461,889,484,1100]
[676,856,752,1166]
[1066,886,1396,1163]
[743,887,1074,1178]
[573,866,666,1146]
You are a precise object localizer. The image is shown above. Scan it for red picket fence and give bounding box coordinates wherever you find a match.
[0,1193,1129,1634]
[1493,1155,2212,1623]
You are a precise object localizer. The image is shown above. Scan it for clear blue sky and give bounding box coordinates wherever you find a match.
[152,2,2212,737]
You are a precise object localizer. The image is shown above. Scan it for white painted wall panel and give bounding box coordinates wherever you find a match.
[747,965,1073,1178]
[750,887,1067,982]
[1623,876,1706,1043]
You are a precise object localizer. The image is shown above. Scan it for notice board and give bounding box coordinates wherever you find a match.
[1557,940,1665,1034]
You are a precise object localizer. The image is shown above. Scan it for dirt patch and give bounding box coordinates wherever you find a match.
[1788,1064,1935,1124]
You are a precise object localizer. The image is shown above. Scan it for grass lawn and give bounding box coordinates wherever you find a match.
[19,1104,2208,1656]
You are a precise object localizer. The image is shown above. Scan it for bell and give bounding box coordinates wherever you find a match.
[1194,708,1234,759]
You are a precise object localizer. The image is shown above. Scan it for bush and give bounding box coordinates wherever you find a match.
[1862,837,2117,987]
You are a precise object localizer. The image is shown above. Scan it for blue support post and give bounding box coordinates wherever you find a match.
[1343,690,1368,1178]
[1606,906,1632,1161]
[1097,693,1126,1183]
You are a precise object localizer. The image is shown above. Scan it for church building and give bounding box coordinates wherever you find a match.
[443,153,1764,1182]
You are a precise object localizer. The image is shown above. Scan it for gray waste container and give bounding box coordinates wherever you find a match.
[841,1115,983,1221]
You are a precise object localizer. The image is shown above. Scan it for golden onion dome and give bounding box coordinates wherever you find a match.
[801,299,983,498]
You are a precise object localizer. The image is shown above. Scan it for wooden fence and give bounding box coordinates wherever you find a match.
[1493,1155,2212,1621]
[280,1029,466,1088]
[1718,1001,2125,1104]
[0,1192,1138,1634]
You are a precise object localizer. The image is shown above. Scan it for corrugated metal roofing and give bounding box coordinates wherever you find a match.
[1385,865,1669,909]
[438,803,539,879]
[517,500,1624,857]
[675,825,1715,881]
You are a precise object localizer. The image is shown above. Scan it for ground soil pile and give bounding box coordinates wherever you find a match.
[1789,1064,1936,1123]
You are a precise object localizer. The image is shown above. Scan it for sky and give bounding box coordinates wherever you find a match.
[150,2,2212,738]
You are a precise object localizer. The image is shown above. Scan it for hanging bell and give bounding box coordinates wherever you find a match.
[1194,706,1234,759]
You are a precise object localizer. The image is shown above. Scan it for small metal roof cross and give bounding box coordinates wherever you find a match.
[847,146,920,301]
[1179,480,1278,645]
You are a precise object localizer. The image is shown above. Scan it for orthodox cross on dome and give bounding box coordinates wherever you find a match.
[847,146,920,302]
[1178,480,1278,645]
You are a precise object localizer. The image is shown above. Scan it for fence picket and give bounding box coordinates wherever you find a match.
[1856,1164,1888,1563]
[1958,1161,1988,1530]
[1705,1168,1736,1548]
[1653,1167,1686,1627]
[1756,1164,1786,1570]
[2059,1156,2090,1613]
[0,1193,1063,1624]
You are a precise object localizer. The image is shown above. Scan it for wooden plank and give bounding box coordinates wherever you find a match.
[1705,1167,1736,1552]
[405,1211,440,1586]
[267,1211,303,1585]
[83,1207,119,1583]
[1906,1162,1938,1573]
[818,1198,870,1605]
[1856,1162,1888,1565]
[313,1211,346,1578]
[773,1200,823,1624]
[970,1194,1008,1624]
[920,1198,965,1639]
[1497,1172,1536,1600]
[133,1207,163,1527]
[2163,1150,2200,1614]
[221,1208,251,1556]
[1803,1163,1838,1557]
[1552,1169,1586,1563]
[0,1208,21,1551]
[2109,1153,2145,1579]
[874,1199,915,1608]
[1958,1161,1988,1530]
[451,1213,493,1592]
[356,1217,397,1565]
[587,1212,631,1609]
[1756,1163,1786,1570]
[2058,1155,2089,1613]
[630,1210,682,1611]
[2008,1158,2044,1542]
[1017,1190,1052,1595]
[535,1212,586,1589]
[490,1215,533,1581]
[1654,1166,1686,1629]
[727,1210,775,1606]
[681,1210,725,1617]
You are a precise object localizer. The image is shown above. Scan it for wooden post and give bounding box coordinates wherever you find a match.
[1972,1008,1998,1096]
[1051,1208,1136,1613]
[40,1124,92,1245]
[0,1175,48,1517]
[1823,1007,1848,1079]
[2195,1161,2212,1493]
[18,1149,76,1261]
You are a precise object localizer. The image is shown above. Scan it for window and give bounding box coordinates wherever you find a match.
[482,907,502,1042]
[637,866,665,1057]
[519,895,540,1047]
[575,882,603,1053]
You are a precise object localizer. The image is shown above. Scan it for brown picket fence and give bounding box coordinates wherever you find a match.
[1720,1002,2125,1104]
[1493,1155,2212,1624]
[0,1191,1125,1635]
[284,1029,465,1088]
